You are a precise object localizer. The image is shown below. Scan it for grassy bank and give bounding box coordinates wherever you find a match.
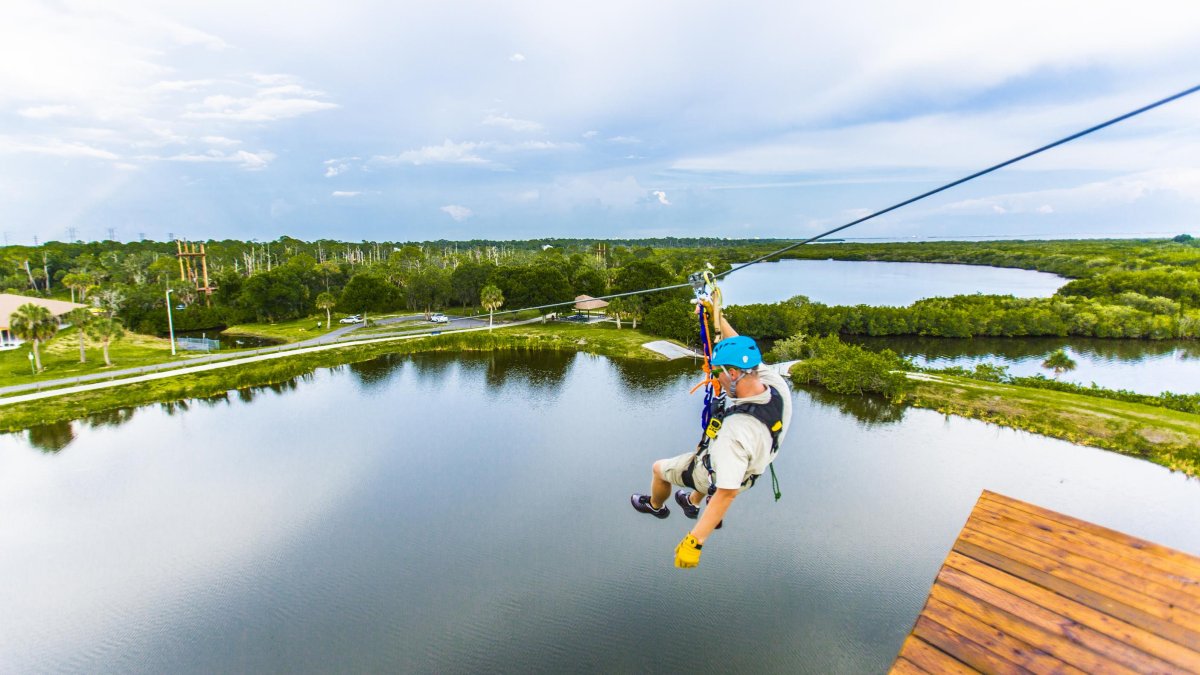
[0,327,187,388]
[0,322,668,431]
[904,373,1200,477]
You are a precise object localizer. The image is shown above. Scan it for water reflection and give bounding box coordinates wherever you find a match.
[25,421,75,453]
[850,335,1200,394]
[348,354,405,389]
[801,385,908,426]
[82,407,138,429]
[610,356,694,397]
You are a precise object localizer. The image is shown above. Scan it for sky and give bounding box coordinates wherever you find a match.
[1,0,1199,245]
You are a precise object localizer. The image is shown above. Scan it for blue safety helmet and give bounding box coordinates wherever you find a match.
[710,336,762,369]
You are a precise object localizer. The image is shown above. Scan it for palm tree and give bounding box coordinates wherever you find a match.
[86,317,125,367]
[1042,349,1077,378]
[65,307,93,363]
[623,296,646,329]
[608,297,626,329]
[480,284,504,330]
[9,303,58,372]
[316,291,336,330]
[61,271,95,303]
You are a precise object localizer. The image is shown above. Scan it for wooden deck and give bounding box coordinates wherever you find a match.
[892,490,1200,674]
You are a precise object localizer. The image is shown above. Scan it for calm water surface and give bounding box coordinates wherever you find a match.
[852,335,1200,395]
[720,258,1066,306]
[2,352,1197,673]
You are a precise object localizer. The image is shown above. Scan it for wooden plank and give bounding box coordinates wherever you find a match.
[955,538,1200,653]
[938,562,1185,674]
[912,614,1025,675]
[944,551,1200,672]
[980,492,1200,580]
[893,634,975,674]
[971,502,1200,594]
[890,656,930,675]
[976,496,1200,588]
[960,525,1200,635]
[923,596,1085,673]
[931,576,1138,674]
[965,516,1200,617]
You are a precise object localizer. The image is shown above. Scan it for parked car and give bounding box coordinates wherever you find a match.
[564,314,588,322]
[339,315,363,324]
[429,314,449,324]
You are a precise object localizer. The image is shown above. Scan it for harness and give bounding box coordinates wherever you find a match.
[684,268,784,501]
[682,383,785,501]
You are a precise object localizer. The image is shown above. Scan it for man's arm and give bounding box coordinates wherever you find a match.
[718,315,738,338]
[691,488,737,545]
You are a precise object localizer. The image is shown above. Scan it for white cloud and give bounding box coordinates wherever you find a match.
[939,169,1200,215]
[331,191,361,198]
[202,136,241,147]
[541,174,653,210]
[375,140,490,166]
[164,149,275,171]
[323,157,359,177]
[608,136,641,144]
[441,204,473,221]
[483,113,543,132]
[653,190,671,205]
[582,130,598,139]
[184,84,338,122]
[0,136,119,160]
[509,53,526,62]
[18,105,73,119]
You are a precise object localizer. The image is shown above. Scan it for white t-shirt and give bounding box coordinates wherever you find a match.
[706,364,793,490]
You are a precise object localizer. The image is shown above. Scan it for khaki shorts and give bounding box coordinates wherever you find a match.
[657,451,758,496]
[657,451,712,494]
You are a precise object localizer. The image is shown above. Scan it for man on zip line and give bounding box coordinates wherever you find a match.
[630,294,793,569]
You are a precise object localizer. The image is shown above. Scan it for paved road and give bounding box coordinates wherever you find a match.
[0,313,491,398]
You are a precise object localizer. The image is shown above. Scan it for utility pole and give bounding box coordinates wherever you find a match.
[67,227,77,241]
[33,235,38,246]
[138,232,146,242]
[106,228,115,241]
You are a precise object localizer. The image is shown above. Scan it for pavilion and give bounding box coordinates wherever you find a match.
[0,293,87,349]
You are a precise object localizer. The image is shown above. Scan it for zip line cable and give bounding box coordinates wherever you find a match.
[719,82,1200,279]
[446,82,1200,325]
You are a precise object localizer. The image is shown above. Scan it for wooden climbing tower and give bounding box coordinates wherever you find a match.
[176,240,217,305]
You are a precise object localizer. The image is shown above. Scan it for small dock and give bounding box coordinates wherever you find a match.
[892,490,1200,673]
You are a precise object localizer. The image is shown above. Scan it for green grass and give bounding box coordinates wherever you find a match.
[0,327,190,388]
[222,314,342,343]
[905,373,1200,477]
[0,321,674,431]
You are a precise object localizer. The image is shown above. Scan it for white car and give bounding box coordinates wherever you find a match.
[339,315,363,324]
[429,314,449,324]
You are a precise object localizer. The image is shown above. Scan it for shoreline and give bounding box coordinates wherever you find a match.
[4,324,1197,479]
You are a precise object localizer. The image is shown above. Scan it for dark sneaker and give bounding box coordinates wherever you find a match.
[630,494,670,519]
[673,490,722,529]
[675,490,701,519]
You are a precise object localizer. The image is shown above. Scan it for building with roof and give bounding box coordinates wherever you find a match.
[0,293,87,350]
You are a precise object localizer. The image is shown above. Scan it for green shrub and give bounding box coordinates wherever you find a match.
[785,335,912,398]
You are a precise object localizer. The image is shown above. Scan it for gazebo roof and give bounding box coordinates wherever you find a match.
[574,295,609,310]
[0,294,87,330]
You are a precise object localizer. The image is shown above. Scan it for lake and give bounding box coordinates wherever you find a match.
[2,351,1197,673]
[851,335,1200,395]
[719,259,1066,306]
